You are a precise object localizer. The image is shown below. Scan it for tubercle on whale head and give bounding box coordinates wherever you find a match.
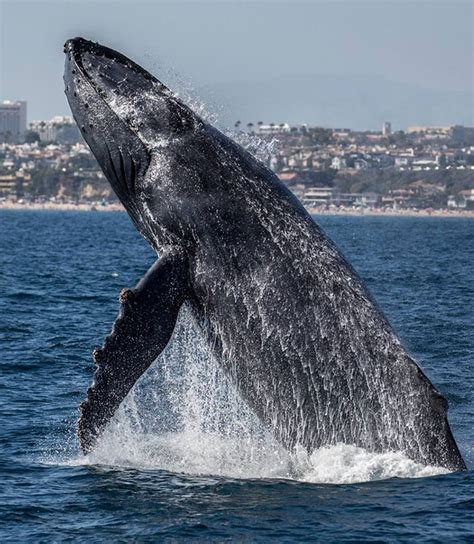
[63,37,205,246]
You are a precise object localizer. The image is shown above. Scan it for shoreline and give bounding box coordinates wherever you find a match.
[308,207,474,218]
[0,201,124,212]
[0,201,473,218]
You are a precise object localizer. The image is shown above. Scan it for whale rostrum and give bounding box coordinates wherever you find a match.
[64,37,465,471]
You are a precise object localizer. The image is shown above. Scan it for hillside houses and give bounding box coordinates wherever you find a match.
[0,123,473,210]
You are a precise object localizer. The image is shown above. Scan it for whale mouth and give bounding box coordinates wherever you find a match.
[64,38,154,78]
[64,37,166,111]
[63,37,163,134]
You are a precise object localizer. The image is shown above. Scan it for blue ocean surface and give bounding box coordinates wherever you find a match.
[0,210,472,542]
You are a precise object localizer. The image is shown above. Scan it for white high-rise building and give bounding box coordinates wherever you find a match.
[0,100,27,142]
[382,121,392,136]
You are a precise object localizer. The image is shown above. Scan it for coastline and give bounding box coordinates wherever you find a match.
[0,200,473,218]
[308,207,474,218]
[0,201,124,212]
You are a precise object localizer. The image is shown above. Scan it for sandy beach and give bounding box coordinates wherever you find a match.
[1,200,473,218]
[307,206,474,218]
[0,201,124,212]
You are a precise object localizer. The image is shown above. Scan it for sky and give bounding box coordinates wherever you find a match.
[0,0,472,129]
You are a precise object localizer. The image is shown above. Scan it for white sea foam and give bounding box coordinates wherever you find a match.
[51,307,449,484]
[69,430,448,484]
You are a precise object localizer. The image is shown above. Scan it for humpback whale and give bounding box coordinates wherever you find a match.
[64,37,465,471]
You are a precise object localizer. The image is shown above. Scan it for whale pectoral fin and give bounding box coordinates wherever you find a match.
[78,251,190,453]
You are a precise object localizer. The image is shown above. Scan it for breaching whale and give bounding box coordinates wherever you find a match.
[64,37,465,471]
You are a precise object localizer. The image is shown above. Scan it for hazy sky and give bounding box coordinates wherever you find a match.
[0,0,472,127]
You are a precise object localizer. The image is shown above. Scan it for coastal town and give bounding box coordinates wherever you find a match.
[1,100,473,215]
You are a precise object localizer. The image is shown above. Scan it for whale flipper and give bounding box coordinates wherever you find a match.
[78,251,190,452]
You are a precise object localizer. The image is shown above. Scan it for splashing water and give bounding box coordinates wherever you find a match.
[56,307,448,484]
[139,57,278,163]
[173,84,278,164]
[228,129,278,164]
[142,57,223,126]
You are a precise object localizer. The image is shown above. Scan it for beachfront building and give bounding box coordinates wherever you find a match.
[343,192,380,208]
[302,187,338,207]
[256,123,291,135]
[0,101,27,143]
[0,172,30,197]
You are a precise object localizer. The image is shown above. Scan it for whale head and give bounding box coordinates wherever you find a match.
[64,37,210,247]
[64,37,282,253]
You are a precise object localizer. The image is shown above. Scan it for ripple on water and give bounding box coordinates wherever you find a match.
[0,211,472,542]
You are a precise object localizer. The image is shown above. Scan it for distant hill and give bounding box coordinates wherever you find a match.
[199,74,473,131]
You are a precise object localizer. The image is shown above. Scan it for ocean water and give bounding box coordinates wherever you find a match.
[0,210,472,542]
